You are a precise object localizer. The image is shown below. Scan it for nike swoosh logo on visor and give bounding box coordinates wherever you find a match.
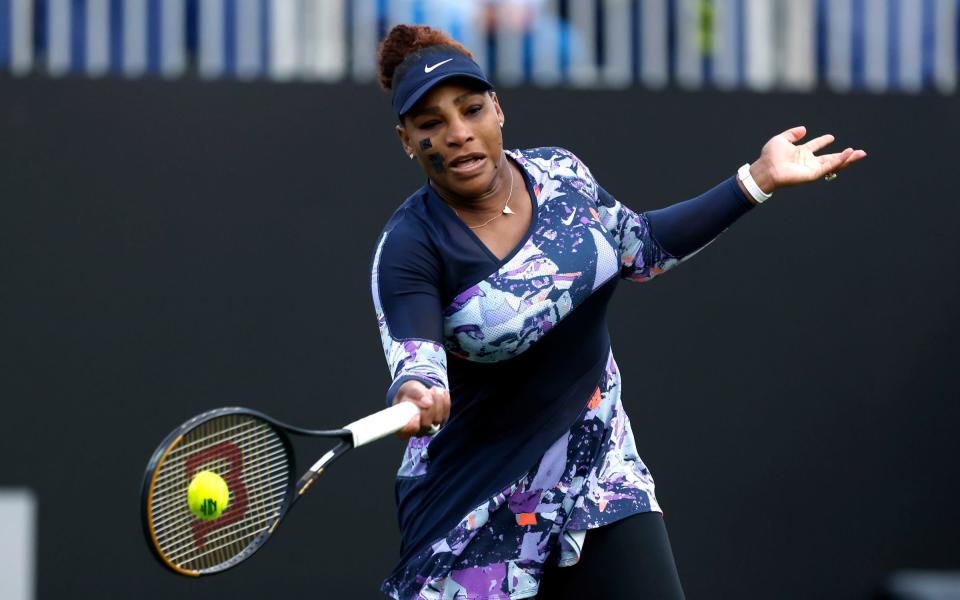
[424,58,454,73]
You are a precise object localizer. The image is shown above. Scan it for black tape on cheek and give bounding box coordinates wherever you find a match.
[428,153,445,174]
[419,138,433,150]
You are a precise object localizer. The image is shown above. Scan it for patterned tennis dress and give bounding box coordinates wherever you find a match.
[371,147,752,599]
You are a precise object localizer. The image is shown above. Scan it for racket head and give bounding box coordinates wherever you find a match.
[141,407,296,576]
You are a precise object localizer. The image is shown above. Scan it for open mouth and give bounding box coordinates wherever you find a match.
[448,153,486,172]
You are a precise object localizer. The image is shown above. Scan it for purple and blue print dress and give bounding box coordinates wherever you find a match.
[371,147,753,599]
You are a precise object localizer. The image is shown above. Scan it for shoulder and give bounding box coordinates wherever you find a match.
[511,146,595,180]
[510,146,584,167]
[372,187,442,274]
[377,187,435,247]
[511,146,598,200]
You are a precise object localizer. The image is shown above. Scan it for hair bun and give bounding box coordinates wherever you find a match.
[377,24,474,90]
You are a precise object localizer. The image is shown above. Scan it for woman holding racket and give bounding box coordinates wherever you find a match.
[372,25,865,599]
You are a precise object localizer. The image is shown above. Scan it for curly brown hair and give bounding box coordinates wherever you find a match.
[377,24,474,90]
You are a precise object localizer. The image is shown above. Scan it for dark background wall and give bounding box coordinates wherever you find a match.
[1,77,957,599]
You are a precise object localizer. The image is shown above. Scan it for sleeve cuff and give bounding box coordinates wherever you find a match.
[726,174,756,209]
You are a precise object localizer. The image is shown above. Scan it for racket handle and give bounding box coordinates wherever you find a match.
[344,401,420,448]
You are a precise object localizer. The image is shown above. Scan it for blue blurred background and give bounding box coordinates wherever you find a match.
[0,0,956,93]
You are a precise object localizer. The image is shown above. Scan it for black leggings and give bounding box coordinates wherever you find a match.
[536,512,685,599]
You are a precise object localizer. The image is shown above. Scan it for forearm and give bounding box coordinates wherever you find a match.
[383,339,448,407]
[644,175,754,258]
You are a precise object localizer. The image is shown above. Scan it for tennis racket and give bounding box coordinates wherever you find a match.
[140,402,418,576]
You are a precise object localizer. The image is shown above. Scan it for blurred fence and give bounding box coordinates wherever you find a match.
[0,0,956,93]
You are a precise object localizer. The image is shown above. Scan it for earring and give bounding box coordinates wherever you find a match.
[499,121,504,128]
[409,152,415,159]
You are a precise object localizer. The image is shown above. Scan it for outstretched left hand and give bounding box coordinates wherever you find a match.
[748,125,867,194]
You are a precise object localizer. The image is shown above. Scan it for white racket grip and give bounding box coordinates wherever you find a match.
[344,402,419,448]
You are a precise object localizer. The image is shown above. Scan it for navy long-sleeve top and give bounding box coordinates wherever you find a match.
[370,147,753,565]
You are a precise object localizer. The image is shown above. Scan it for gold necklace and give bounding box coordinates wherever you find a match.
[453,166,515,230]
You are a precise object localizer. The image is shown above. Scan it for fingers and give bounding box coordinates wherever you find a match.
[394,384,451,440]
[803,133,835,154]
[420,387,449,436]
[780,125,807,143]
[431,387,450,422]
[820,147,868,175]
[820,148,853,173]
[839,149,868,169]
[408,386,434,410]
[397,412,422,441]
[803,133,867,165]
[393,381,430,440]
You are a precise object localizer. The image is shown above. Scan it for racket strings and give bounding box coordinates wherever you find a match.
[165,500,281,564]
[153,434,270,525]
[149,423,278,505]
[163,419,252,454]
[150,446,286,515]
[151,467,288,542]
[151,458,288,531]
[148,414,291,573]
[150,424,278,488]
[153,471,289,544]
[151,416,287,570]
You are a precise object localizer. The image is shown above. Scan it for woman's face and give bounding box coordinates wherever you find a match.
[397,81,506,200]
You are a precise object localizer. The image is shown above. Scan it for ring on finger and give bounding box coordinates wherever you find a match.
[824,172,838,181]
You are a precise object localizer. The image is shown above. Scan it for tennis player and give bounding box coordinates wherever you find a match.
[370,24,866,599]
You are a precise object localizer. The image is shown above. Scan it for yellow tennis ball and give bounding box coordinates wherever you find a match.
[187,470,229,520]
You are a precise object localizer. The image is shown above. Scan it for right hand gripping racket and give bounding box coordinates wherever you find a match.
[140,402,418,576]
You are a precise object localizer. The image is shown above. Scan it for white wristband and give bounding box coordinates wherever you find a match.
[737,163,772,204]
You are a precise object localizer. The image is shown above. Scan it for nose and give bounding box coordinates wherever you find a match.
[445,114,473,147]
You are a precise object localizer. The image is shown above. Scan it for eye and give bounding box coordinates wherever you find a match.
[419,120,441,130]
[466,104,483,116]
